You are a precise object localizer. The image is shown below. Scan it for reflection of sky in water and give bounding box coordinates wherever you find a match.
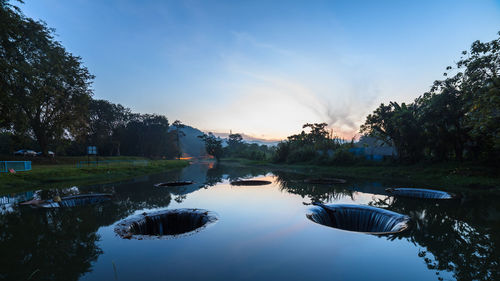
[2,164,497,281]
[84,175,448,281]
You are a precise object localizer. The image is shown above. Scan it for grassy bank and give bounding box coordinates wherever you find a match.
[0,159,189,194]
[221,158,500,191]
[0,155,151,165]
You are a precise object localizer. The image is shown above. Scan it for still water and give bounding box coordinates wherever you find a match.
[0,163,499,281]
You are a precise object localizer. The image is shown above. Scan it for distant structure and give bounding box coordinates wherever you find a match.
[350,136,397,161]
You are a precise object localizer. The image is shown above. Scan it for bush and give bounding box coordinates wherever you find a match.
[330,148,356,165]
[286,146,317,163]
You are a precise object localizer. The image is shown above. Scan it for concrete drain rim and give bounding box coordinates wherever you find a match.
[115,208,218,240]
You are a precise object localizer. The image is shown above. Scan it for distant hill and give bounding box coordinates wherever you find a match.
[175,126,207,157]
[173,127,280,158]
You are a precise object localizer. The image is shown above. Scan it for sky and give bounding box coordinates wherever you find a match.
[21,0,500,140]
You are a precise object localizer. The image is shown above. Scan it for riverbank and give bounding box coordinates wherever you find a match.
[0,159,189,194]
[220,158,500,191]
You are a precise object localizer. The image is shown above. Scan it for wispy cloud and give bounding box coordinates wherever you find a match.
[214,31,381,139]
[231,31,295,56]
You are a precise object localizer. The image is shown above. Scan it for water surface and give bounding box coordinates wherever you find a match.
[1,163,498,281]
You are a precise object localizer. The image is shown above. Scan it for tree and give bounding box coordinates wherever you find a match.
[467,77,500,160]
[0,1,93,155]
[360,102,424,162]
[171,120,185,159]
[302,123,329,144]
[458,34,500,161]
[225,133,243,156]
[416,76,469,161]
[273,122,346,163]
[198,133,223,161]
[228,133,243,148]
[114,114,171,157]
[87,99,130,156]
[360,32,500,163]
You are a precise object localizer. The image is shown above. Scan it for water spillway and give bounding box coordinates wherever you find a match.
[307,203,410,234]
[385,188,455,199]
[115,209,217,239]
[230,180,272,186]
[56,194,112,207]
[20,193,112,208]
[154,181,194,187]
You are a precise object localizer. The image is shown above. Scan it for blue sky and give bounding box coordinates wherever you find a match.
[22,0,500,140]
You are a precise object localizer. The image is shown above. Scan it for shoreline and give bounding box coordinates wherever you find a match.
[220,158,500,192]
[0,159,189,194]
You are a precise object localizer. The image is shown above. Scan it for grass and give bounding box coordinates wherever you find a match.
[0,158,189,194]
[1,155,150,165]
[221,158,500,192]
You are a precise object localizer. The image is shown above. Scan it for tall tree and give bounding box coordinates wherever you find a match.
[198,133,223,161]
[416,76,468,161]
[459,34,500,161]
[115,114,170,157]
[302,123,329,144]
[0,0,93,155]
[361,32,500,163]
[360,102,424,162]
[171,120,185,159]
[225,133,243,156]
[87,99,130,156]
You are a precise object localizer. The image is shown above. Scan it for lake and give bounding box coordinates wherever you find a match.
[1,163,498,281]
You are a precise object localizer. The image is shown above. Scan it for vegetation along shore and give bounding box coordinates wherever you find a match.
[221,158,500,192]
[0,158,188,194]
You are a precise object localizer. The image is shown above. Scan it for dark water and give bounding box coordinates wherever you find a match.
[0,163,499,281]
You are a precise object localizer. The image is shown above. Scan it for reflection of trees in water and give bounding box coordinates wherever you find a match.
[97,181,173,224]
[369,195,500,281]
[0,162,267,280]
[203,163,270,187]
[272,171,354,203]
[0,207,103,281]
[203,164,354,203]
[0,180,175,281]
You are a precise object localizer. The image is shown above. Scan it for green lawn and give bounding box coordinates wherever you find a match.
[0,159,189,194]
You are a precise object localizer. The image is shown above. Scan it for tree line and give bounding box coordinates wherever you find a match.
[198,132,274,161]
[273,123,352,164]
[201,33,499,165]
[2,1,498,164]
[0,1,182,158]
[361,32,499,163]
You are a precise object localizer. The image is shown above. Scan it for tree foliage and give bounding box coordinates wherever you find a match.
[113,114,174,157]
[85,99,131,156]
[198,133,223,161]
[1,0,93,155]
[171,120,185,159]
[361,32,500,163]
[0,2,182,158]
[275,123,347,163]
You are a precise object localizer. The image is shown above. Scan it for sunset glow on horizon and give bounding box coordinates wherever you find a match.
[21,0,500,140]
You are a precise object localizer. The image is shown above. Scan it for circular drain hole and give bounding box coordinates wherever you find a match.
[230,180,272,186]
[386,188,455,199]
[307,203,410,234]
[115,209,217,239]
[154,181,194,187]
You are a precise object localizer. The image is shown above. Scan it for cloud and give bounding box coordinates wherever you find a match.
[231,31,295,56]
[226,70,377,139]
[194,31,383,140]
